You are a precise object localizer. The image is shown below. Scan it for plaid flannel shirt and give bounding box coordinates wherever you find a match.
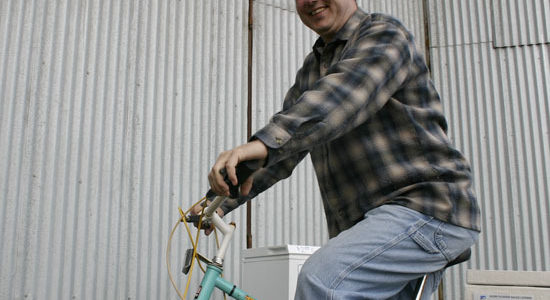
[222,9,481,238]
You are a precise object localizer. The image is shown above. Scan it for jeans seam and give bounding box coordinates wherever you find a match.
[434,222,452,261]
[327,217,432,294]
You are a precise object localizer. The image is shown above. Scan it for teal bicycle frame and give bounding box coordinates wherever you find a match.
[191,196,256,300]
[194,264,253,300]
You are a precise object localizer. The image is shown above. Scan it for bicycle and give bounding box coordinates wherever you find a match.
[166,163,258,300]
[166,162,471,300]
[184,195,254,300]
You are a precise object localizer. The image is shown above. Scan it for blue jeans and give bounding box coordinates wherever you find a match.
[295,205,479,300]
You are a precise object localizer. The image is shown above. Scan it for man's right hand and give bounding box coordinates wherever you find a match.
[208,140,267,197]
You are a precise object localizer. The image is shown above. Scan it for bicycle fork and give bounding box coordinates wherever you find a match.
[194,264,255,300]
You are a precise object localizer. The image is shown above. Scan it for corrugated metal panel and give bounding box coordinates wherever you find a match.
[251,0,329,248]
[429,0,550,299]
[492,0,550,47]
[0,1,247,299]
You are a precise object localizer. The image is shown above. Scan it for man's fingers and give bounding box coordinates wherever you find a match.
[240,176,254,196]
[190,203,203,215]
[207,151,234,196]
[224,153,240,186]
[216,169,230,196]
[209,141,267,196]
[188,202,223,236]
[209,166,229,196]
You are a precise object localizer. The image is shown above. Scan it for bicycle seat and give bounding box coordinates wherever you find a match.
[413,248,472,299]
[444,248,471,269]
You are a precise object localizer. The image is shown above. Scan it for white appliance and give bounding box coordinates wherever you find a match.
[241,245,320,300]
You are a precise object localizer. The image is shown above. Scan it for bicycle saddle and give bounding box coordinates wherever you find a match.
[444,248,471,269]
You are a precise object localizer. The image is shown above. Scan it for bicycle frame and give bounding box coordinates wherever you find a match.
[195,264,252,300]
[191,196,256,300]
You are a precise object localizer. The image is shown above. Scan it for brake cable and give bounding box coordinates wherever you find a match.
[166,197,226,300]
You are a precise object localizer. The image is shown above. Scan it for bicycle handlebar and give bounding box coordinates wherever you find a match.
[183,160,261,265]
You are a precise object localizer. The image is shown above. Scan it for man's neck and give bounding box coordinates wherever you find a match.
[321,6,359,43]
[320,6,358,43]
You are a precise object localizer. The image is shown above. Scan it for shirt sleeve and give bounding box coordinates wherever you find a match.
[253,20,414,168]
[219,69,311,214]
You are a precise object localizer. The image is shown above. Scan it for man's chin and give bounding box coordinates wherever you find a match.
[307,23,330,35]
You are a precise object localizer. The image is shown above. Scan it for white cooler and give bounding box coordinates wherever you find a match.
[241,245,320,300]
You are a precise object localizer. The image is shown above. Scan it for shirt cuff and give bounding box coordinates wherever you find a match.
[251,123,292,167]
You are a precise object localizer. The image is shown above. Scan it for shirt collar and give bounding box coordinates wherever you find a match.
[313,9,367,57]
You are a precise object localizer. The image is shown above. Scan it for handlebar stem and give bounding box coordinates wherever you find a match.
[212,213,235,265]
[204,196,225,217]
[204,196,236,265]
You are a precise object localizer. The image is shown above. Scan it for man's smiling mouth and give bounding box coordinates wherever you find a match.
[311,7,327,16]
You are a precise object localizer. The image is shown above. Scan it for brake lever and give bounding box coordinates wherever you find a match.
[184,214,212,229]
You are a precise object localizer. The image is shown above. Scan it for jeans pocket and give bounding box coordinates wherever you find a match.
[434,222,479,261]
[410,230,440,255]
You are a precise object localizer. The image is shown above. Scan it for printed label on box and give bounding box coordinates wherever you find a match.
[475,293,534,300]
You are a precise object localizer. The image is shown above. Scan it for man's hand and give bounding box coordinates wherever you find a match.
[208,140,268,197]
[189,202,225,236]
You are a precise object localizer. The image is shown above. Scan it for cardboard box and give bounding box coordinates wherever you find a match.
[466,270,550,300]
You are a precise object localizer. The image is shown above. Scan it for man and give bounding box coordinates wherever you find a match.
[205,0,480,299]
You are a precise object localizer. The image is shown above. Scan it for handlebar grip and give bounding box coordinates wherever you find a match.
[226,160,259,198]
[206,160,261,199]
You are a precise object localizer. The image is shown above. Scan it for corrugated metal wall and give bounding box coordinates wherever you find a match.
[428,0,550,299]
[492,0,550,47]
[2,0,549,299]
[250,0,327,248]
[0,0,247,299]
